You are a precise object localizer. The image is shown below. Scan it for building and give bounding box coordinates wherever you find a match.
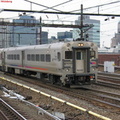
[9,13,48,47]
[98,54,120,66]
[48,36,57,43]
[98,47,115,54]
[111,21,120,47]
[0,19,11,48]
[57,31,73,40]
[36,29,48,44]
[73,16,100,47]
[98,44,120,66]
[98,44,120,54]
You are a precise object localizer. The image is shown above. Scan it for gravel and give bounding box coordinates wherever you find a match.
[0,72,120,120]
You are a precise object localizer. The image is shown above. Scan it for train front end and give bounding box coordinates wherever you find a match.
[61,41,98,87]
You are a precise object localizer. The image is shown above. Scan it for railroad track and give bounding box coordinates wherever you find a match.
[59,86,120,110]
[2,73,120,112]
[79,87,120,109]
[95,80,120,89]
[0,98,27,120]
[0,74,106,120]
[97,72,120,89]
[98,74,120,84]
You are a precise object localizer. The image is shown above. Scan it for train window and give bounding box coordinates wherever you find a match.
[39,55,41,61]
[57,52,61,61]
[31,54,35,61]
[90,51,95,58]
[36,54,39,61]
[11,55,13,60]
[41,54,45,61]
[9,55,11,59]
[14,54,16,60]
[77,52,82,60]
[17,54,19,60]
[7,55,9,59]
[46,54,51,62]
[27,54,30,61]
[65,51,72,59]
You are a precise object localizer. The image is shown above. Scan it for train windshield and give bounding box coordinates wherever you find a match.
[76,52,82,60]
[90,50,95,59]
[65,51,72,59]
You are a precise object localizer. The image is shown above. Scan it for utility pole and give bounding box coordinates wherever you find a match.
[12,25,14,47]
[30,2,32,10]
[39,17,42,44]
[80,4,84,40]
[78,4,94,41]
[18,33,20,45]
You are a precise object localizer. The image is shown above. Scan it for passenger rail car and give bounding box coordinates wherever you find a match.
[0,41,98,87]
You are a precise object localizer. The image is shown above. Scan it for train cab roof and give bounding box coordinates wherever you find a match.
[0,41,97,52]
[25,42,65,50]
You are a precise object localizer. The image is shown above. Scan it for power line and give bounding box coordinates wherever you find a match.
[24,0,63,12]
[2,0,73,21]
[70,0,120,13]
[41,0,73,11]
[3,8,120,17]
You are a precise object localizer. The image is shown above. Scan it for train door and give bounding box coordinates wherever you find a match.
[73,47,90,73]
[76,50,84,73]
[21,51,25,67]
[2,52,6,71]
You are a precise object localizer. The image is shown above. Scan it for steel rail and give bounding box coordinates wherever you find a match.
[98,75,120,83]
[82,87,120,98]
[95,80,120,89]
[0,75,112,120]
[0,98,27,120]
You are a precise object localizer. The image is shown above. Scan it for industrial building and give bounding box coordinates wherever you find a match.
[111,21,120,47]
[0,14,48,48]
[73,15,100,47]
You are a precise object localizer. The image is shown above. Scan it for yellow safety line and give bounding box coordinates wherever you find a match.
[0,77,112,120]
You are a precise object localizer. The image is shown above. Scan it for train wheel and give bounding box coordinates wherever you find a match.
[60,81,64,87]
[65,84,70,88]
[26,71,30,77]
[49,75,55,84]
[10,68,15,74]
[7,68,10,73]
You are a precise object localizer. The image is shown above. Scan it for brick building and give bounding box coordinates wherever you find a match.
[98,54,120,66]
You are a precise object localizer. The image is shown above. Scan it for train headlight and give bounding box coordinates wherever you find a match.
[78,43,84,46]
[66,69,69,71]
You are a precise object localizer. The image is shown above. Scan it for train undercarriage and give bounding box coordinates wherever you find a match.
[6,67,96,88]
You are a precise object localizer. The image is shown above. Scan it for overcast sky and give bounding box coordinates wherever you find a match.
[0,0,120,47]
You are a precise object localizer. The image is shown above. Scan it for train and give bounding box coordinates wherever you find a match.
[0,40,98,87]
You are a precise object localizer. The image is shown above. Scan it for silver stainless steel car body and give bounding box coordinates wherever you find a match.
[0,41,98,87]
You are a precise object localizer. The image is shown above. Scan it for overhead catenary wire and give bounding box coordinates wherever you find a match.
[1,0,119,43]
[24,0,63,12]
[70,0,120,13]
[41,0,73,11]
[2,0,120,22]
